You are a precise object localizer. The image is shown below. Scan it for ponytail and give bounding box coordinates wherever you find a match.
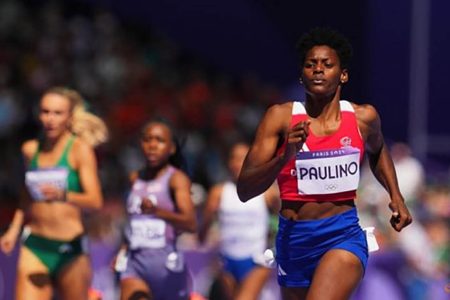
[45,87,108,147]
[71,104,109,147]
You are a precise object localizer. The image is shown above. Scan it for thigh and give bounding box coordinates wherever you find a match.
[56,254,92,300]
[16,246,53,300]
[307,249,363,300]
[235,266,271,300]
[120,277,152,300]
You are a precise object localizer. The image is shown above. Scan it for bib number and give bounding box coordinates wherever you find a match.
[25,168,68,201]
[295,148,360,195]
[129,218,166,249]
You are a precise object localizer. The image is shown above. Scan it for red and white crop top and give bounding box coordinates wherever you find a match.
[276,100,365,202]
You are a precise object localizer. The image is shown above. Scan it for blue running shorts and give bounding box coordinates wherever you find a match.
[276,207,368,287]
[221,255,258,283]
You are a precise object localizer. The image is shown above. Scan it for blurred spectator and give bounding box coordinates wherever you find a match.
[390,143,426,206]
[357,142,449,300]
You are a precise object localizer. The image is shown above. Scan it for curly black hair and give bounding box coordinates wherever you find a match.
[295,27,353,69]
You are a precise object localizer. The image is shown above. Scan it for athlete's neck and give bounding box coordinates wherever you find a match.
[41,131,72,151]
[305,98,340,120]
[304,86,342,118]
[142,163,170,180]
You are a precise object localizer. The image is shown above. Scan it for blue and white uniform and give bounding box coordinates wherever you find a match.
[217,181,269,282]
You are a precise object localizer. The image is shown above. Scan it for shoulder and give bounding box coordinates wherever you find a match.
[21,139,38,159]
[350,102,382,141]
[69,137,98,170]
[257,101,294,133]
[169,167,192,187]
[72,136,94,152]
[128,171,139,185]
[350,102,379,124]
[265,102,293,119]
[71,137,95,158]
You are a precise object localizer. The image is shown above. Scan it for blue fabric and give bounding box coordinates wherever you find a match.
[276,207,368,287]
[222,255,257,283]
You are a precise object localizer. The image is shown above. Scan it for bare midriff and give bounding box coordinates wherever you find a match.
[28,202,84,240]
[280,199,355,221]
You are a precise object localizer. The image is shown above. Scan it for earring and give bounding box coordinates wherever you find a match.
[299,78,303,85]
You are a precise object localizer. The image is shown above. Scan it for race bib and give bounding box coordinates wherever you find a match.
[25,167,68,201]
[295,147,360,195]
[128,218,166,249]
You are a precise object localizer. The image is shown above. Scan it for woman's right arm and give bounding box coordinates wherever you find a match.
[0,210,24,254]
[1,141,37,254]
[237,103,308,202]
[198,184,222,244]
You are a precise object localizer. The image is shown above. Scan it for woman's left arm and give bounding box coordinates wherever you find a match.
[141,170,197,233]
[66,140,103,210]
[356,103,412,232]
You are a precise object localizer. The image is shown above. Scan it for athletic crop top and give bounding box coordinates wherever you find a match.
[277,100,364,202]
[125,166,177,250]
[29,135,82,193]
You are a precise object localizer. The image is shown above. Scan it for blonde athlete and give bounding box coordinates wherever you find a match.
[0,87,107,300]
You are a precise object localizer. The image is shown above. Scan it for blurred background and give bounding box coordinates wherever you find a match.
[0,0,448,299]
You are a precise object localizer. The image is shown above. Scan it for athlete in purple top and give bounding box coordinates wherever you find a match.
[115,117,197,300]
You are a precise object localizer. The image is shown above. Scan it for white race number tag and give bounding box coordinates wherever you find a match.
[25,168,68,201]
[128,218,166,249]
[295,148,360,195]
